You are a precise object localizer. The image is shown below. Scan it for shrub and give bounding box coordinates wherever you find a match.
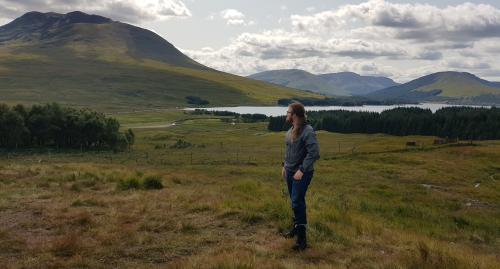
[170,139,192,149]
[185,96,209,105]
[51,233,81,257]
[117,175,164,190]
[143,175,164,190]
[117,177,141,190]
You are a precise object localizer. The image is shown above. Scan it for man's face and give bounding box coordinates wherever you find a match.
[286,107,293,123]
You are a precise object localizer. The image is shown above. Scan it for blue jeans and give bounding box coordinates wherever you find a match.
[285,168,314,226]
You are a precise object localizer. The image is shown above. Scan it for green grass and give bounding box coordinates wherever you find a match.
[0,113,499,268]
[418,77,500,97]
[0,43,320,112]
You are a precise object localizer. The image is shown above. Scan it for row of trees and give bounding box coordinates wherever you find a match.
[0,103,134,150]
[268,107,500,140]
[186,96,209,105]
[190,109,267,122]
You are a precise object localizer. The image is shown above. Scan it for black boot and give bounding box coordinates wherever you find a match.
[281,224,298,239]
[292,225,307,251]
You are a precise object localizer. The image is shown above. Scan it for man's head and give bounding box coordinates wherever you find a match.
[286,102,306,125]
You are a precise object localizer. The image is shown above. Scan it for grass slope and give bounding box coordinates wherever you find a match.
[369,72,500,103]
[417,72,500,97]
[0,46,319,111]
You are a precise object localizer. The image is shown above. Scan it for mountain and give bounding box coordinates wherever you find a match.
[248,69,398,96]
[318,72,399,95]
[248,69,339,95]
[0,11,320,111]
[367,71,500,104]
[0,11,205,69]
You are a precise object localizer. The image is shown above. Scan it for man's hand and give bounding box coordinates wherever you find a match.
[293,170,303,180]
[281,167,286,179]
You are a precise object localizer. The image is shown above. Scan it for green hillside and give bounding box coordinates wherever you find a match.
[0,12,320,111]
[368,71,500,104]
[417,72,500,97]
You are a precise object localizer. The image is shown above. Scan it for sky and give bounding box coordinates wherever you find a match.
[1,0,500,83]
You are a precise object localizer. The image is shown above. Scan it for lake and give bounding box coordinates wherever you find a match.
[185,103,488,117]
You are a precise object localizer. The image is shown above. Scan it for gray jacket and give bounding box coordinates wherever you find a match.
[284,124,320,172]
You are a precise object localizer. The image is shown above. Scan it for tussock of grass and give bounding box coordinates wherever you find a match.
[71,199,104,207]
[117,175,164,190]
[189,204,212,213]
[117,177,141,190]
[180,223,198,234]
[51,233,82,257]
[142,175,164,190]
[402,241,481,269]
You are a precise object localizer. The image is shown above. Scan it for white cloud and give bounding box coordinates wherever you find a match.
[184,44,401,79]
[220,9,254,26]
[0,0,191,23]
[291,0,500,42]
[185,1,500,81]
[446,59,491,70]
[473,38,500,53]
[413,50,443,60]
[306,7,316,13]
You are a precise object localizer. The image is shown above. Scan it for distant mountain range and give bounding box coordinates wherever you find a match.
[248,69,399,96]
[249,69,500,105]
[0,11,319,111]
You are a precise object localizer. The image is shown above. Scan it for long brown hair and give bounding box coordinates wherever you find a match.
[289,102,306,142]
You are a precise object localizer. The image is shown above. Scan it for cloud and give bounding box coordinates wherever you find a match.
[446,59,491,70]
[0,0,191,23]
[220,9,254,26]
[182,28,406,77]
[184,45,400,78]
[473,38,500,53]
[204,30,409,61]
[414,50,443,60]
[306,7,316,13]
[290,0,500,42]
[456,38,500,58]
[184,1,500,80]
[327,38,407,59]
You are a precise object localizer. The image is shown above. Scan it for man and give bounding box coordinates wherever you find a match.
[281,102,320,251]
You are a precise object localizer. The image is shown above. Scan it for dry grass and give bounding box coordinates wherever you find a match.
[0,118,499,268]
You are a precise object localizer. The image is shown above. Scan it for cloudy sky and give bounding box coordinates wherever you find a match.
[1,0,500,82]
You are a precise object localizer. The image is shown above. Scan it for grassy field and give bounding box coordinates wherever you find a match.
[0,110,499,268]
